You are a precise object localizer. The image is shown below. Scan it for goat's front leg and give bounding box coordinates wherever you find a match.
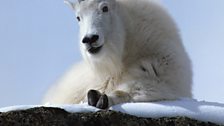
[87,89,132,109]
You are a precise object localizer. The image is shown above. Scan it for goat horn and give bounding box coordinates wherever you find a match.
[78,0,84,3]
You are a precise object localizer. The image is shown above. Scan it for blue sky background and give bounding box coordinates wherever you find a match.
[0,0,223,107]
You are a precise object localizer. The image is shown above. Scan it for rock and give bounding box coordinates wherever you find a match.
[0,107,222,126]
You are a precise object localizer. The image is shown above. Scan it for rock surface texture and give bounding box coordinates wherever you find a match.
[0,107,222,126]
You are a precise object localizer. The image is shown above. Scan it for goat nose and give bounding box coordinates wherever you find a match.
[82,35,99,44]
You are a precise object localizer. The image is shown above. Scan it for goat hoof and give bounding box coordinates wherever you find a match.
[87,89,108,109]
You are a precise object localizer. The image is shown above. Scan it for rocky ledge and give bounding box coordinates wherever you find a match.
[0,107,222,126]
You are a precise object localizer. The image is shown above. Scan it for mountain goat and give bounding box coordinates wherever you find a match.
[43,0,192,109]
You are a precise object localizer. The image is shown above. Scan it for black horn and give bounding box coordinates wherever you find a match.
[78,0,84,3]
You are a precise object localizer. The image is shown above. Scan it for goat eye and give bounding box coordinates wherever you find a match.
[102,6,109,12]
[77,16,80,22]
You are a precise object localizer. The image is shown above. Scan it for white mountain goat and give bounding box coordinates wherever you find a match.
[43,0,192,109]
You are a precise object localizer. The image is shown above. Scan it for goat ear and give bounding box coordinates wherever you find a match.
[64,0,76,10]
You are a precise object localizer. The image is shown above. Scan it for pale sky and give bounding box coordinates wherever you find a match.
[0,0,223,107]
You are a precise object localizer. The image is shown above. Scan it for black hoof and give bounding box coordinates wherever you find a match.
[96,94,108,109]
[87,90,101,106]
[87,90,109,109]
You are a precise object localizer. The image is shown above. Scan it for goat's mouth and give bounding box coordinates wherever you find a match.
[88,45,103,54]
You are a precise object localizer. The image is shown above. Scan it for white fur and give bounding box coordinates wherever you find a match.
[43,0,192,106]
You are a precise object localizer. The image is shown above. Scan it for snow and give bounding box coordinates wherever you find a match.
[111,99,224,125]
[1,99,224,125]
